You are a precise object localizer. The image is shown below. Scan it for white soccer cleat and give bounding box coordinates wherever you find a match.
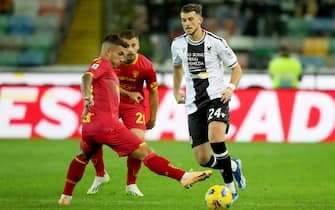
[181,170,212,189]
[126,184,144,197]
[58,194,72,206]
[86,171,110,195]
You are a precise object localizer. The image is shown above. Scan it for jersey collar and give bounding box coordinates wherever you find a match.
[129,54,139,65]
[187,29,206,45]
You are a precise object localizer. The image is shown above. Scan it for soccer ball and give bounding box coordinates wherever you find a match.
[205,185,233,210]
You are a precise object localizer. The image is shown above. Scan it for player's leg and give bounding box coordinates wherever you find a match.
[126,128,145,196]
[58,137,101,205]
[131,144,212,189]
[188,100,244,202]
[87,147,110,195]
[121,105,146,196]
[191,142,243,189]
[187,107,213,167]
[207,99,246,202]
[194,142,245,191]
[208,121,238,200]
[91,147,106,177]
[208,99,246,191]
[109,126,212,189]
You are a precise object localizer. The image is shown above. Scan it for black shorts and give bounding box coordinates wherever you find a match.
[188,98,230,148]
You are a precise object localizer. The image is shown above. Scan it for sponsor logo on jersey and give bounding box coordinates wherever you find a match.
[91,63,100,70]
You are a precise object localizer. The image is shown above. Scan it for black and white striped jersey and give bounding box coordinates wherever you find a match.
[171,30,238,114]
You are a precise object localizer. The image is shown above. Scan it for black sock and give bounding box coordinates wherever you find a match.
[210,142,234,183]
[201,155,220,169]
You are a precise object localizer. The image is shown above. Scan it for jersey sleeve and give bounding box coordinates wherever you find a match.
[171,40,182,65]
[217,39,238,69]
[144,62,158,91]
[86,60,105,79]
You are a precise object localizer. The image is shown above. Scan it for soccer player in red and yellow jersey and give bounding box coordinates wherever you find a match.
[118,29,159,196]
[58,34,212,205]
[87,30,159,196]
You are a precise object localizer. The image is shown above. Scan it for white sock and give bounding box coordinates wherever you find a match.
[231,160,237,172]
[225,182,236,194]
[61,194,72,201]
[181,172,190,181]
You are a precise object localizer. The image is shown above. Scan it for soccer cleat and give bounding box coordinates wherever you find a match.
[232,192,238,203]
[126,184,144,197]
[87,171,110,195]
[58,194,72,206]
[232,159,246,190]
[181,170,212,189]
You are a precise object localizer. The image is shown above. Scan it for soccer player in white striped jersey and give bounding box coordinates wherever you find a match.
[171,3,246,203]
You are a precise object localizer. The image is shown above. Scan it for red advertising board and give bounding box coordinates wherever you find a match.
[0,85,334,142]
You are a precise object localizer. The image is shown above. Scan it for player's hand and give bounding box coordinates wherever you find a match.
[84,97,94,107]
[81,106,89,121]
[128,92,144,104]
[81,98,93,120]
[221,87,233,104]
[174,91,185,104]
[146,118,156,129]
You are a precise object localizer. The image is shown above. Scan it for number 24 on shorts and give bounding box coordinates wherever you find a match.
[208,108,225,120]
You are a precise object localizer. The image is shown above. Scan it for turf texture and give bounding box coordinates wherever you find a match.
[0,140,334,210]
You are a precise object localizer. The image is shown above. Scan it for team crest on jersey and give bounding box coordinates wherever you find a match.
[132,70,139,78]
[207,46,212,53]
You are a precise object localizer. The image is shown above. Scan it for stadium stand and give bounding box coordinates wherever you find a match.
[0,0,335,75]
[153,1,335,73]
[13,0,40,16]
[0,0,76,66]
[0,51,17,66]
[58,0,102,64]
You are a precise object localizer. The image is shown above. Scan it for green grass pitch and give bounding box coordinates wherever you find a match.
[0,140,335,210]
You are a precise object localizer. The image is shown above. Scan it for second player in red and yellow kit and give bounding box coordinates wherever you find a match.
[116,53,158,130]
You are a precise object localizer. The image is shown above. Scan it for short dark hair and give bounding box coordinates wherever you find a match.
[279,43,290,56]
[119,29,138,40]
[102,34,129,48]
[181,3,202,16]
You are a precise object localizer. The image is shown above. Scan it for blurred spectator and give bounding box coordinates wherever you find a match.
[131,4,149,34]
[295,0,318,19]
[242,8,258,36]
[317,0,335,17]
[203,18,225,37]
[268,44,303,89]
[0,0,13,14]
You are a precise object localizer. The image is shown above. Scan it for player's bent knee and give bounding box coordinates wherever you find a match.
[195,155,212,166]
[131,145,153,160]
[78,152,90,161]
[199,155,218,168]
[199,159,210,167]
